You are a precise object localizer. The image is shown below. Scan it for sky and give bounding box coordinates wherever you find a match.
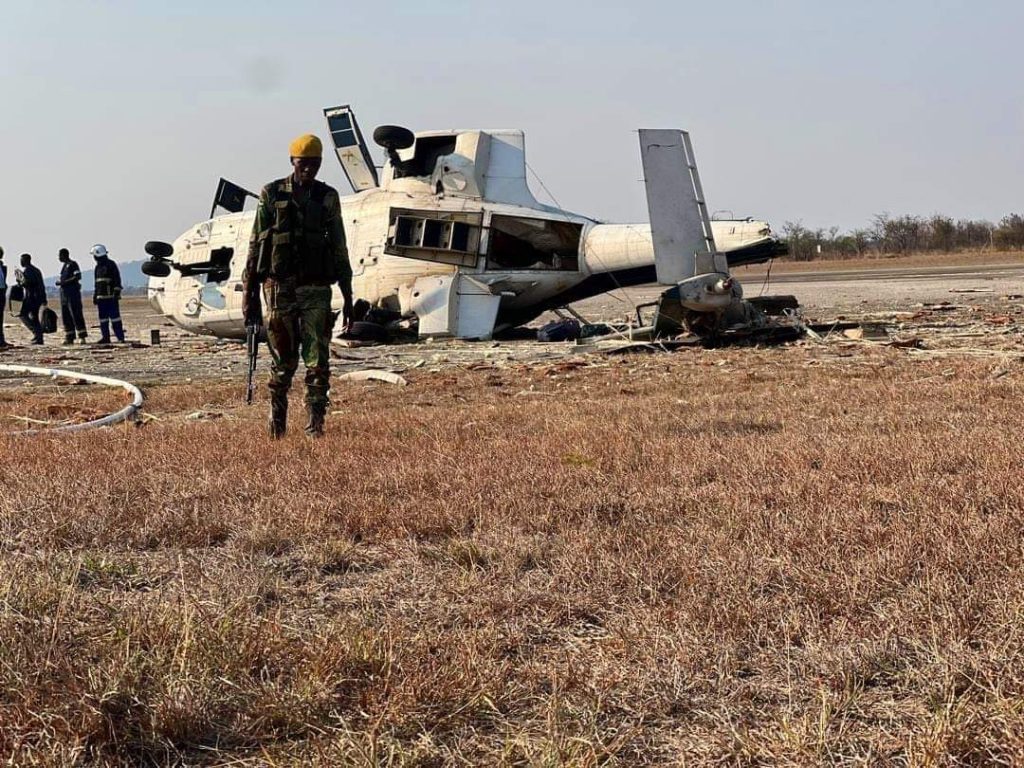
[1,0,1022,275]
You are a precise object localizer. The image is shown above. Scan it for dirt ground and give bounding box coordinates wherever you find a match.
[0,256,1022,396]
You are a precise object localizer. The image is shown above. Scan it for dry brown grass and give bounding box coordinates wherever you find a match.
[1,347,1023,765]
[735,248,1024,277]
[0,379,132,431]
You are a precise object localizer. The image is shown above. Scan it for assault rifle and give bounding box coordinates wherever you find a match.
[244,238,270,405]
[245,320,261,405]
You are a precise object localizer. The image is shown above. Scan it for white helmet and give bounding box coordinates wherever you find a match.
[90,244,109,258]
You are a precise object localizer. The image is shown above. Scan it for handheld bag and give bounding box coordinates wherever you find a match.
[41,307,58,334]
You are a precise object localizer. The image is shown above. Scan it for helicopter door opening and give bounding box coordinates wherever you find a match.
[485,215,581,271]
[395,135,458,179]
[323,105,378,192]
[175,246,233,282]
[206,247,232,283]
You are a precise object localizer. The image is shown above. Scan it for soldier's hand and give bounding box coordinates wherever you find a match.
[342,297,354,332]
[243,293,261,327]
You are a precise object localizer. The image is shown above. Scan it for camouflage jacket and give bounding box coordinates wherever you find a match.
[243,176,351,293]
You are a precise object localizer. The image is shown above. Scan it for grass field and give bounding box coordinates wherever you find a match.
[734,249,1024,277]
[1,346,1023,765]
[0,380,131,432]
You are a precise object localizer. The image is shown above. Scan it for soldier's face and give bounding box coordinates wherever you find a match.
[291,156,321,185]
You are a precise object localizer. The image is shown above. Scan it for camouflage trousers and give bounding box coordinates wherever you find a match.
[263,279,334,406]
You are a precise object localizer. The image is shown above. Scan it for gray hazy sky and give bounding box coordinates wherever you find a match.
[2,0,1022,275]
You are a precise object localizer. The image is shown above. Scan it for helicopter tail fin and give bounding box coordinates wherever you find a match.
[638,129,723,285]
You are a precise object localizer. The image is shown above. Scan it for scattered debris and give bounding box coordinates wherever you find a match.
[184,410,225,421]
[337,370,408,386]
[340,321,391,346]
[890,337,926,349]
[537,318,582,343]
[590,339,701,355]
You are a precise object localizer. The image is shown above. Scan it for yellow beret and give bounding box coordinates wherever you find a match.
[289,134,323,159]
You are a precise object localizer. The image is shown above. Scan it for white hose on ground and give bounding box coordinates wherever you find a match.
[0,364,144,435]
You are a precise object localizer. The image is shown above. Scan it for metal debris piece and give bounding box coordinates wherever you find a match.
[890,337,926,349]
[337,370,408,386]
[185,410,225,421]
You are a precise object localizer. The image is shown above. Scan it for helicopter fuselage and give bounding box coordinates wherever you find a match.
[147,126,785,339]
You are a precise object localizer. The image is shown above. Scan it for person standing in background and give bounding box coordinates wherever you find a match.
[56,248,88,344]
[17,253,46,345]
[91,244,125,344]
[0,247,8,348]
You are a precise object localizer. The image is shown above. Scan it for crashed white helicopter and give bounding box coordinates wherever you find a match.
[143,106,789,341]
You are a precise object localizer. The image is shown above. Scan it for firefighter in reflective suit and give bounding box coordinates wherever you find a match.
[91,244,125,343]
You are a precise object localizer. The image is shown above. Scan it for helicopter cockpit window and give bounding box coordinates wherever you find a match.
[485,215,581,271]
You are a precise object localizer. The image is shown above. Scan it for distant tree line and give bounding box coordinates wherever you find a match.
[781,213,1024,261]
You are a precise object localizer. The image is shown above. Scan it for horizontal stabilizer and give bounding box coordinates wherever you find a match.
[209,178,257,220]
[639,129,718,284]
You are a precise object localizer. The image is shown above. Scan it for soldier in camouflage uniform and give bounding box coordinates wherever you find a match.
[242,134,353,438]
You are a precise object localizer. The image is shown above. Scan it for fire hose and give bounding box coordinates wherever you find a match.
[0,364,143,435]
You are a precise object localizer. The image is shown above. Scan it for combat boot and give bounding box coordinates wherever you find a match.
[305,402,326,438]
[268,392,288,439]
